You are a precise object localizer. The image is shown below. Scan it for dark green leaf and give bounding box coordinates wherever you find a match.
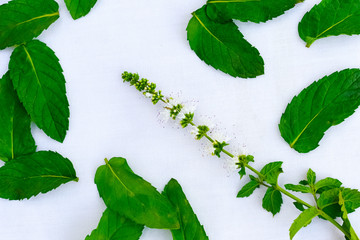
[285,184,311,193]
[262,188,283,215]
[307,169,316,186]
[293,202,305,212]
[64,0,98,20]
[9,40,69,143]
[298,0,360,47]
[85,208,144,240]
[94,157,179,229]
[206,0,302,23]
[315,177,342,193]
[279,69,360,153]
[186,6,264,78]
[237,180,260,198]
[299,180,308,185]
[0,151,77,200]
[0,0,59,50]
[0,72,36,162]
[163,178,209,240]
[260,161,283,185]
[289,207,319,239]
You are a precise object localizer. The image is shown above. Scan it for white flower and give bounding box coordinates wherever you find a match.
[144,93,152,98]
[211,130,231,143]
[198,115,215,130]
[158,108,170,123]
[223,156,239,174]
[189,125,199,135]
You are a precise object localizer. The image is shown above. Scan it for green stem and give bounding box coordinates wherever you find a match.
[156,95,353,239]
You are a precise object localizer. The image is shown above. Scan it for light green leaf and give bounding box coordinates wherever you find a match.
[307,169,316,186]
[186,6,264,78]
[315,177,342,193]
[94,157,180,229]
[0,151,77,200]
[262,187,283,215]
[289,207,319,239]
[237,180,260,198]
[0,0,59,50]
[298,0,360,47]
[9,40,69,143]
[339,190,360,240]
[85,208,144,240]
[64,0,98,20]
[0,72,36,162]
[260,161,283,185]
[163,178,209,240]
[206,0,302,23]
[285,184,311,193]
[279,69,360,153]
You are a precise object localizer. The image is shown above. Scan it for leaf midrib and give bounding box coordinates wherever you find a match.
[105,160,135,197]
[315,14,354,40]
[14,12,59,28]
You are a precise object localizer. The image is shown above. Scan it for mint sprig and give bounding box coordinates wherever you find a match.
[123,72,360,240]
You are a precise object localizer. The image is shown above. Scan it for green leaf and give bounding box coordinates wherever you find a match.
[94,157,180,229]
[315,177,342,193]
[0,0,59,50]
[163,178,209,240]
[285,184,311,193]
[279,69,360,153]
[262,187,283,215]
[307,169,316,186]
[293,202,305,212]
[206,0,302,23]
[0,151,77,200]
[339,190,360,240]
[298,0,360,47]
[0,72,36,162]
[317,188,360,218]
[237,180,260,198]
[9,40,69,143]
[64,0,98,20]
[260,161,283,185]
[289,207,319,239]
[85,208,144,240]
[186,6,264,78]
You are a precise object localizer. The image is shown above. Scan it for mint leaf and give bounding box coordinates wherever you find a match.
[307,169,316,186]
[163,178,209,240]
[0,0,59,50]
[262,188,283,215]
[85,208,144,240]
[64,0,98,20]
[279,69,360,153]
[0,72,36,162]
[237,180,260,198]
[317,188,360,218]
[339,190,360,240]
[293,202,305,212]
[206,0,302,23]
[9,40,70,143]
[285,184,311,193]
[298,0,360,47]
[94,157,180,229]
[0,151,77,200]
[260,161,283,185]
[186,6,264,78]
[289,207,319,239]
[315,177,342,193]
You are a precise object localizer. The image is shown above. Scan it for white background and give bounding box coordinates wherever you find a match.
[0,0,360,239]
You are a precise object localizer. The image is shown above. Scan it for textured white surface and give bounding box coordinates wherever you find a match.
[0,0,360,239]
